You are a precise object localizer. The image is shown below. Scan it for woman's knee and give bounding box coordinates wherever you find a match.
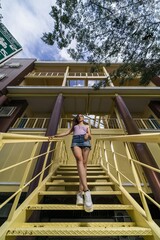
[83,161,87,168]
[76,157,83,164]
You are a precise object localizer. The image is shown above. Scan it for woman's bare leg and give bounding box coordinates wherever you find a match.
[72,146,88,191]
[82,147,90,169]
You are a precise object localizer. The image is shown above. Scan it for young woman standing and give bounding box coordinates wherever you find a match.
[54,114,93,212]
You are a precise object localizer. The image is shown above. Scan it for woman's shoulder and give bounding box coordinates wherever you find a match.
[83,124,89,129]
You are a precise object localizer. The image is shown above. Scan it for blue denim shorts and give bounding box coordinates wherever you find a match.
[71,135,91,149]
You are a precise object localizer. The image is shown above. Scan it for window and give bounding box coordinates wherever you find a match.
[0,106,16,117]
[67,80,85,87]
[88,80,101,87]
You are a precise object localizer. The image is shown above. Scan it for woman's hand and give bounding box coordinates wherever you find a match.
[84,133,91,141]
[48,136,55,141]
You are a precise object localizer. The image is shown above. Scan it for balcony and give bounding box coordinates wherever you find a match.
[10,117,160,131]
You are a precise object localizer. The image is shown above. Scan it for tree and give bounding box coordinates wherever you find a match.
[42,0,160,85]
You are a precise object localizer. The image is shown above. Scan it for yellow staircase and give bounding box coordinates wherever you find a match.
[1,164,155,239]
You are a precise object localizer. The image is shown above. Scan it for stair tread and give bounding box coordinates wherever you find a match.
[27,204,134,210]
[7,224,152,236]
[56,171,106,174]
[39,190,122,195]
[57,168,103,171]
[51,175,109,179]
[46,182,114,186]
[59,165,101,167]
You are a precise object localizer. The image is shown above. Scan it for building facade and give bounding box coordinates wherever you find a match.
[0,58,160,239]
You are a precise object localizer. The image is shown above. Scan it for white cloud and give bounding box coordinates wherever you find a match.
[59,48,74,61]
[1,0,72,60]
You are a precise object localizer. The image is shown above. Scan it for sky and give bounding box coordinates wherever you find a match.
[1,0,72,61]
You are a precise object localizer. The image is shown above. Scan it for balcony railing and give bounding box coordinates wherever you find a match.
[134,118,160,130]
[26,72,106,78]
[12,118,50,129]
[11,117,160,131]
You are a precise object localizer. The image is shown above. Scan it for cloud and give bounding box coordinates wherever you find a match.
[1,0,71,61]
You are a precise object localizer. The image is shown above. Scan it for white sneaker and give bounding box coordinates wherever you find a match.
[76,192,84,205]
[84,190,93,212]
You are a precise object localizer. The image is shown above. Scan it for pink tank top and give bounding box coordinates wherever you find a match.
[73,124,88,135]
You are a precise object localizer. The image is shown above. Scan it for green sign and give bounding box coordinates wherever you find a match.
[0,23,22,63]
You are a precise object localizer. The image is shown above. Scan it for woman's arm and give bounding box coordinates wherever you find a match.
[84,125,91,140]
[87,126,92,139]
[55,127,73,137]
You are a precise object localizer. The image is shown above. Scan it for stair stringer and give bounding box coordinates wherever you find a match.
[101,164,160,240]
[0,164,159,240]
[0,168,55,240]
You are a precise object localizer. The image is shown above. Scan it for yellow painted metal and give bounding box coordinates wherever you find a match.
[93,138,160,239]
[103,66,114,87]
[0,147,54,174]
[114,106,126,130]
[62,66,69,86]
[38,141,52,186]
[100,132,160,143]
[39,190,122,196]
[58,165,101,169]
[125,142,153,221]
[45,181,114,186]
[0,170,54,239]
[0,132,160,239]
[7,142,39,221]
[7,92,160,97]
[55,170,106,175]
[7,226,152,237]
[9,222,136,227]
[26,204,134,210]
[51,175,110,180]
[110,141,123,187]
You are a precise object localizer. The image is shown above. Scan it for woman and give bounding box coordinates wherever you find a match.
[54,114,93,212]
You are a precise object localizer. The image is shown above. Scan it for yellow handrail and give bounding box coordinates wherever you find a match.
[0,132,68,222]
[92,135,160,222]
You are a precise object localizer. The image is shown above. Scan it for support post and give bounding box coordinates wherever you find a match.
[27,93,64,195]
[115,95,160,203]
[21,94,64,239]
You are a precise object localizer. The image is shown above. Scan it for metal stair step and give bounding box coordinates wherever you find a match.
[8,222,136,228]
[39,190,122,196]
[46,182,114,186]
[59,165,101,167]
[57,167,103,171]
[26,204,134,211]
[51,175,109,180]
[7,223,152,236]
[55,170,106,175]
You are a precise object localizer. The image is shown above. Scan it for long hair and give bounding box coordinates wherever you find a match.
[72,114,84,125]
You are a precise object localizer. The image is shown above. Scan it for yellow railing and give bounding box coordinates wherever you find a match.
[92,133,160,220]
[1,132,160,221]
[11,117,160,130]
[0,133,68,221]
[0,132,160,238]
[27,72,65,78]
[26,71,106,78]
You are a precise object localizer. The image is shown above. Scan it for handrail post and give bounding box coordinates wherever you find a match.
[103,140,110,175]
[7,142,39,221]
[38,141,52,186]
[125,142,153,221]
[110,141,122,187]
